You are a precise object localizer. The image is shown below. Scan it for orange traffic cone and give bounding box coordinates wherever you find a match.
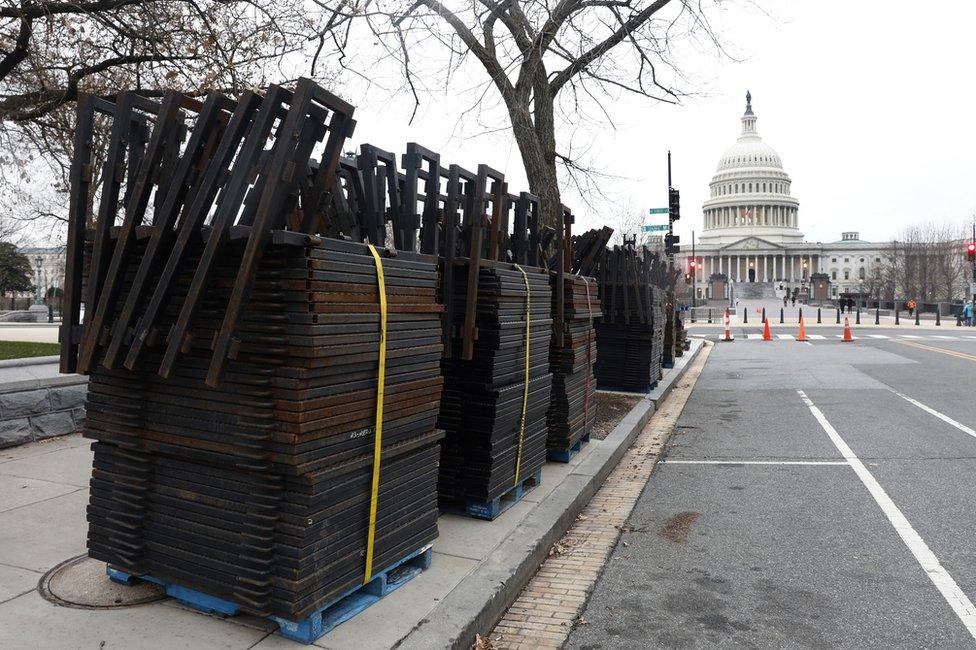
[722,308,734,342]
[796,316,807,342]
[842,317,853,342]
[762,318,772,341]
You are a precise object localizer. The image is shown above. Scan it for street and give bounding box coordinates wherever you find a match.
[568,329,976,648]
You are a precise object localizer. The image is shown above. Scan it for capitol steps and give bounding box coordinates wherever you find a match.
[733,281,778,300]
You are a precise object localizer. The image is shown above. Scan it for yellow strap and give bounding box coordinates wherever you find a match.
[364,243,387,584]
[513,264,531,487]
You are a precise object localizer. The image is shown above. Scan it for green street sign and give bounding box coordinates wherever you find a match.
[648,208,669,214]
[641,224,670,232]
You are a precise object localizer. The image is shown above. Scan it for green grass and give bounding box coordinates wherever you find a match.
[0,341,60,360]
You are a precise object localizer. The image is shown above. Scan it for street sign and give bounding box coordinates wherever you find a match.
[648,208,669,215]
[641,224,669,232]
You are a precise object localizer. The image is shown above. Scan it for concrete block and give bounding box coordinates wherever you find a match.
[0,389,50,418]
[30,411,77,440]
[0,418,32,449]
[71,406,86,428]
[49,384,87,411]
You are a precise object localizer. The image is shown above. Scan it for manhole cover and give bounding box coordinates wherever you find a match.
[39,555,166,609]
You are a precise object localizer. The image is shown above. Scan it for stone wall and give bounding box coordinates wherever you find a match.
[0,378,86,448]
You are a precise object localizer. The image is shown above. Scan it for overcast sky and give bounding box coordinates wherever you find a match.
[341,1,976,246]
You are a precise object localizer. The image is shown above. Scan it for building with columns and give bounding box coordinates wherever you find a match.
[682,92,892,302]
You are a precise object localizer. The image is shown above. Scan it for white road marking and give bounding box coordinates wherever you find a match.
[892,391,976,440]
[663,460,848,466]
[868,334,890,339]
[776,334,795,340]
[900,335,923,339]
[797,389,976,639]
[932,336,958,340]
[747,333,765,339]
[807,334,826,340]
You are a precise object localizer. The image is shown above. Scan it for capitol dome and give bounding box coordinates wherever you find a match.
[699,91,802,245]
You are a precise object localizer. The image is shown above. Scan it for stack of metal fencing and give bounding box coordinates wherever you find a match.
[543,212,600,460]
[545,273,599,457]
[435,169,553,513]
[590,241,667,392]
[63,82,445,632]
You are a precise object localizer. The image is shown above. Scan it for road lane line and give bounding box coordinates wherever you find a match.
[797,389,976,639]
[891,391,976,440]
[894,340,976,363]
[662,460,848,465]
[932,336,958,340]
[807,334,825,340]
[900,334,923,339]
[868,334,890,339]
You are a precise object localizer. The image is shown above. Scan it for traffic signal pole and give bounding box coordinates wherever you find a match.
[691,231,696,310]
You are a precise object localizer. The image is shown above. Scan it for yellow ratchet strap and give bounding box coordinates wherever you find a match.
[513,264,531,487]
[581,276,593,427]
[364,243,387,584]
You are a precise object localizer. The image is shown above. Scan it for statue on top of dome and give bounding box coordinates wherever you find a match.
[745,90,753,115]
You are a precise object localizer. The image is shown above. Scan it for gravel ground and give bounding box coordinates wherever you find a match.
[590,392,641,440]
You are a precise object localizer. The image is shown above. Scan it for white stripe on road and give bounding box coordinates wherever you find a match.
[747,333,765,339]
[663,460,848,466]
[797,389,976,639]
[892,391,976,440]
[900,335,923,339]
[807,334,826,340]
[776,334,795,340]
[868,334,890,339]
[931,336,958,340]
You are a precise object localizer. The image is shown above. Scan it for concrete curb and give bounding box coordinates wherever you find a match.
[0,355,60,369]
[398,339,705,650]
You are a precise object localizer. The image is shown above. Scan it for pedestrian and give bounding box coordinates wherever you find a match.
[783,295,788,308]
[907,299,916,316]
[791,295,796,307]
[964,300,974,327]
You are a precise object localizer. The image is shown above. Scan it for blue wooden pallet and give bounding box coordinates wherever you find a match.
[454,468,542,521]
[547,433,590,463]
[106,544,433,644]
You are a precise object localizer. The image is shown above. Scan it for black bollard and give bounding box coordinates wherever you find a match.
[875,308,880,325]
[798,307,803,323]
[743,308,748,324]
[691,308,696,323]
[936,310,941,326]
[708,308,713,324]
[836,308,840,324]
[762,307,766,323]
[915,310,920,326]
[780,308,784,324]
[895,309,900,325]
[856,308,861,325]
[958,313,963,327]
[817,307,822,324]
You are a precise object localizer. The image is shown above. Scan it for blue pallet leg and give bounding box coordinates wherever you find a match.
[464,468,542,520]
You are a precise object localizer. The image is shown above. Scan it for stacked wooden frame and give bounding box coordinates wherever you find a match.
[62,82,448,633]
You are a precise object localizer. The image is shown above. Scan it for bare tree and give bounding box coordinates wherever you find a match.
[0,0,333,226]
[312,0,729,226]
[880,221,967,303]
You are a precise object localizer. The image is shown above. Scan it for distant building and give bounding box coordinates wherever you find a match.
[681,92,892,301]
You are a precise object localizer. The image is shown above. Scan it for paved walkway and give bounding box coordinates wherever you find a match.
[488,346,711,648]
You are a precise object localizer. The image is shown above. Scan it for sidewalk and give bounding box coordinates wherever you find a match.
[0,342,703,649]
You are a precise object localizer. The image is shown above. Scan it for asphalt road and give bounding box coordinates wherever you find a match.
[568,329,976,649]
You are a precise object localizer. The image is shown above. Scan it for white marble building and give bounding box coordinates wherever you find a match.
[682,92,891,300]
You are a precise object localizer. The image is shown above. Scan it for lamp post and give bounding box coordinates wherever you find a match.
[33,256,43,306]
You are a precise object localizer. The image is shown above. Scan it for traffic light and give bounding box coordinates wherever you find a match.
[664,233,680,255]
[689,259,697,272]
[684,273,692,284]
[967,242,976,261]
[668,188,680,222]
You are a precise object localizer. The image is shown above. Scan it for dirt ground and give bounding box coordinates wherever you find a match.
[590,392,641,440]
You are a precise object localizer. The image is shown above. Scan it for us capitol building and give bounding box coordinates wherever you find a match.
[682,92,890,302]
